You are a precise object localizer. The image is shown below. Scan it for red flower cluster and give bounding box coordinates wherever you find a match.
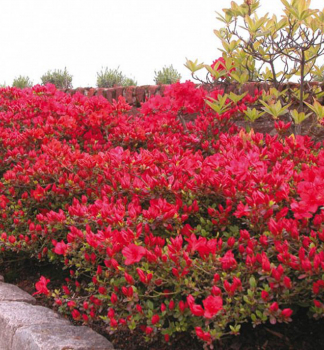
[0,82,323,346]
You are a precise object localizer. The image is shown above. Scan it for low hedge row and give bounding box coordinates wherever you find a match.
[0,82,323,346]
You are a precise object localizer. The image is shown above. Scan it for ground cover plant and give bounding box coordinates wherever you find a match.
[0,80,324,349]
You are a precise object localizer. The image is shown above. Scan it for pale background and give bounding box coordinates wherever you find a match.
[0,0,323,87]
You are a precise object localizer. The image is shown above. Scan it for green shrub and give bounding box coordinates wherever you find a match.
[122,77,138,87]
[185,0,324,135]
[41,68,73,89]
[154,65,181,85]
[12,76,33,89]
[96,67,137,88]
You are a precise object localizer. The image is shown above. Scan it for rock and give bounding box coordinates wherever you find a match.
[0,302,69,350]
[12,324,114,350]
[0,283,35,304]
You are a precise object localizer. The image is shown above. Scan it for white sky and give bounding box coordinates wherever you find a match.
[0,0,323,87]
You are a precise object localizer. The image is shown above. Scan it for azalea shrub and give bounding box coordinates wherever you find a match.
[0,82,324,348]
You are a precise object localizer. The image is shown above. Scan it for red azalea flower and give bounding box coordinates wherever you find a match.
[54,240,68,255]
[71,309,81,320]
[122,244,146,265]
[203,295,223,318]
[281,308,293,318]
[151,314,160,325]
[33,276,50,296]
[195,327,211,342]
[220,250,237,270]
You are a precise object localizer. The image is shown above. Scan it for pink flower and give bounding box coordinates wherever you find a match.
[281,308,293,318]
[54,240,68,255]
[261,291,269,301]
[111,293,118,304]
[187,295,204,317]
[220,250,237,270]
[269,302,279,312]
[71,309,81,320]
[145,326,153,335]
[203,295,223,319]
[151,314,160,325]
[98,286,107,295]
[33,276,50,296]
[122,244,146,265]
[195,327,211,342]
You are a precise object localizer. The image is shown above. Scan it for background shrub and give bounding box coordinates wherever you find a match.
[96,67,137,88]
[12,75,33,88]
[154,64,181,84]
[41,68,73,89]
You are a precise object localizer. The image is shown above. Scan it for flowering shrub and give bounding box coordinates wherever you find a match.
[0,82,324,347]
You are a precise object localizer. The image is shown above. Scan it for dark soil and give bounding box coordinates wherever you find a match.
[0,256,324,350]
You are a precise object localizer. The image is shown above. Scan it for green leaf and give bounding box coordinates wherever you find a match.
[147,300,154,310]
[259,100,291,119]
[304,100,324,120]
[243,107,265,122]
[290,109,312,124]
[249,276,256,288]
[184,59,205,73]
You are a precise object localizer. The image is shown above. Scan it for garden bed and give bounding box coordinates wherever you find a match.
[0,83,324,349]
[1,256,324,350]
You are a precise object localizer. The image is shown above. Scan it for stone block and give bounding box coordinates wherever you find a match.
[106,88,116,103]
[12,324,114,350]
[115,87,124,100]
[0,302,69,350]
[76,88,85,95]
[96,88,104,97]
[135,87,145,105]
[125,87,135,104]
[0,283,35,304]
[158,84,167,95]
[87,88,96,97]
[148,85,158,98]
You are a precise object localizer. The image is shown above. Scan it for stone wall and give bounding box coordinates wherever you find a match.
[64,85,169,107]
[64,82,324,142]
[64,82,324,106]
[0,276,113,350]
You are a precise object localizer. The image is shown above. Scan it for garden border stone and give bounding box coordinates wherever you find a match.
[0,276,114,350]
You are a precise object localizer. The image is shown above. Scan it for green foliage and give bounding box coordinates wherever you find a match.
[186,0,324,134]
[12,76,33,89]
[96,67,137,88]
[313,64,324,82]
[122,77,138,87]
[154,65,181,85]
[211,0,324,91]
[41,68,73,89]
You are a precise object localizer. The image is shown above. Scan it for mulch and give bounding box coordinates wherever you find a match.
[0,256,324,350]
